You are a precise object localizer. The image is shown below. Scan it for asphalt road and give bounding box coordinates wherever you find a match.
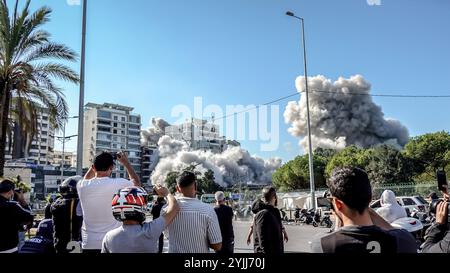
[233,220,330,253]
[160,219,330,253]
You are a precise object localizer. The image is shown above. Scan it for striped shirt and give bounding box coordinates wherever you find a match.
[166,196,222,253]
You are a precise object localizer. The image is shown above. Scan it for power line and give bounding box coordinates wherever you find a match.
[309,90,450,98]
[213,90,450,122]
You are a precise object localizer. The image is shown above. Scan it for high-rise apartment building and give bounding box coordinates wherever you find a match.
[5,110,55,165]
[83,103,142,179]
[164,118,227,153]
[52,151,77,169]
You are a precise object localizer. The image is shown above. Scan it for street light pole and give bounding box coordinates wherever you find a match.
[77,0,87,176]
[286,11,316,210]
[59,116,78,183]
[60,121,66,183]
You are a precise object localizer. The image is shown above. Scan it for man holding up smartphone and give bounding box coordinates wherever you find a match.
[422,170,450,253]
[77,151,141,253]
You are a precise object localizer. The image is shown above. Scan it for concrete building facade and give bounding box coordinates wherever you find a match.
[5,111,55,165]
[82,103,142,179]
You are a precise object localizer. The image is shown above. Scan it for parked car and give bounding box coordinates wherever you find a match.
[370,195,429,215]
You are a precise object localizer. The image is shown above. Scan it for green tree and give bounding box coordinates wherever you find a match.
[364,144,414,185]
[404,131,450,180]
[0,0,79,175]
[165,171,179,194]
[198,169,222,194]
[272,154,329,192]
[325,145,367,177]
[11,175,30,193]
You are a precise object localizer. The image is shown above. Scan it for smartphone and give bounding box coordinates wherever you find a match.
[437,170,448,194]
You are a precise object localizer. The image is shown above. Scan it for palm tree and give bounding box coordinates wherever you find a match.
[0,0,79,176]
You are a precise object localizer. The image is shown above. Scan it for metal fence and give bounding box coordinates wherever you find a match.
[372,182,437,198]
[288,183,438,199]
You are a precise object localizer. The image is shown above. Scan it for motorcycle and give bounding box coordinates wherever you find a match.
[409,208,434,244]
[298,209,313,225]
[319,213,333,228]
[311,209,321,227]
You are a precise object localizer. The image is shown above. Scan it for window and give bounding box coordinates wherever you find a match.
[370,200,381,209]
[41,131,48,136]
[129,116,140,124]
[113,136,118,141]
[119,173,124,178]
[121,117,126,122]
[112,144,117,148]
[113,123,118,127]
[97,133,111,141]
[121,137,126,142]
[129,124,140,130]
[97,141,110,147]
[113,129,117,134]
[121,130,125,135]
[98,120,110,126]
[42,116,48,121]
[416,196,428,205]
[111,173,116,178]
[121,124,125,129]
[41,124,48,128]
[128,131,140,136]
[98,126,110,133]
[98,110,111,119]
[114,116,118,121]
[41,138,47,143]
[128,144,140,150]
[402,198,416,206]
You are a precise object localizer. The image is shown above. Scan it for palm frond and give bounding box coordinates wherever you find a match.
[23,43,78,63]
[33,63,79,83]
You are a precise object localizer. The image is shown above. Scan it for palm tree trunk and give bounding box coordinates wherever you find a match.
[12,121,25,159]
[0,81,11,177]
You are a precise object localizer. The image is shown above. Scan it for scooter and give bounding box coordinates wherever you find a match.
[391,217,424,249]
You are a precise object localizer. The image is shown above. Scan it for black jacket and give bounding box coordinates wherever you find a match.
[0,195,34,252]
[251,199,284,254]
[51,197,82,253]
[421,223,450,253]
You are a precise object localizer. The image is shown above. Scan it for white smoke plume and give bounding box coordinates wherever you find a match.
[284,75,409,151]
[140,117,171,146]
[150,136,282,187]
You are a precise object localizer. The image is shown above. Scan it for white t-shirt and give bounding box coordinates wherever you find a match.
[77,177,134,250]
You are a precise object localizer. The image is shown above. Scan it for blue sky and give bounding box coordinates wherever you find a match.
[18,0,450,162]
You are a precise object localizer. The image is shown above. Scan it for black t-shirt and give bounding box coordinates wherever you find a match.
[214,204,235,245]
[311,225,418,253]
[0,196,34,252]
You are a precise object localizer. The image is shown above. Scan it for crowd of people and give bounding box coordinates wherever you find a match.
[1,151,449,254]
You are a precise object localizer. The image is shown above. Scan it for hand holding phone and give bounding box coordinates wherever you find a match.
[437,170,448,194]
